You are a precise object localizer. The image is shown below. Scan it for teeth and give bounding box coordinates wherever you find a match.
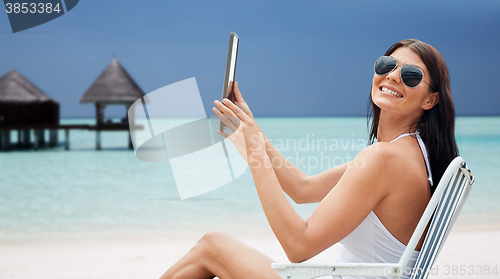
[381,87,402,98]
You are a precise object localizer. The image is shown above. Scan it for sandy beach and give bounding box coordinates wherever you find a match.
[1,225,499,279]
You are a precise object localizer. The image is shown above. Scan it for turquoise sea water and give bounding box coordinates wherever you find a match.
[0,117,499,240]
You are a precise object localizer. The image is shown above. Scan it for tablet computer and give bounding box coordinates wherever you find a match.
[219,32,239,132]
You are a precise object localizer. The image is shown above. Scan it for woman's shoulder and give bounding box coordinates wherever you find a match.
[353,141,423,178]
[355,142,407,164]
[338,142,417,201]
[357,140,429,186]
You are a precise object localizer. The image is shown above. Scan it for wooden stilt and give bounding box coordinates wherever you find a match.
[3,130,10,150]
[22,129,30,146]
[6,130,10,150]
[49,129,58,147]
[17,129,21,146]
[0,130,5,150]
[127,103,134,150]
[96,130,101,150]
[38,129,45,147]
[65,129,69,150]
[39,129,45,147]
[128,131,133,149]
[33,129,39,151]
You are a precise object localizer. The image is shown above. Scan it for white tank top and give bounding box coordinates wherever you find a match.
[390,131,433,186]
[335,131,432,279]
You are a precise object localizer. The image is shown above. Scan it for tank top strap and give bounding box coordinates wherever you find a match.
[415,131,433,186]
[389,131,433,186]
[389,132,417,143]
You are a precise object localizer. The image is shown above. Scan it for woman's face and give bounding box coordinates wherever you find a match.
[371,47,438,117]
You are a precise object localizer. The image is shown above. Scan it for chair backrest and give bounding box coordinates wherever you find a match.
[394,157,475,279]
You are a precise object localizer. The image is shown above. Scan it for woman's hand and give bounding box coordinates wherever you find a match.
[220,98,266,160]
[213,99,248,162]
[228,81,255,120]
[212,98,265,164]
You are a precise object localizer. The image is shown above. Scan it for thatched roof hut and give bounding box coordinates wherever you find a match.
[0,70,59,126]
[80,58,144,126]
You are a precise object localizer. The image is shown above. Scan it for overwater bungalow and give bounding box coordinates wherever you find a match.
[0,70,59,149]
[0,58,144,151]
[80,58,145,150]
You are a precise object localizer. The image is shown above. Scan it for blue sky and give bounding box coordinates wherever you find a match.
[0,0,499,117]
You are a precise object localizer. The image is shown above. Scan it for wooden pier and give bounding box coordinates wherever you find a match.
[0,58,146,152]
[0,123,143,151]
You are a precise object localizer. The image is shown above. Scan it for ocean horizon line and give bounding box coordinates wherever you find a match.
[59,114,500,120]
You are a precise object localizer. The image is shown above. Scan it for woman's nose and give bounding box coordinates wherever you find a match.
[386,65,401,84]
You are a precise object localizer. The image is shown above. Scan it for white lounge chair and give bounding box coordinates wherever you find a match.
[272,156,475,279]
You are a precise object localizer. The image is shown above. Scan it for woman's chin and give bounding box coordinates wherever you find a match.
[372,97,395,111]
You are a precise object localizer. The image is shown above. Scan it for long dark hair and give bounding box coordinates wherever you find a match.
[367,39,459,194]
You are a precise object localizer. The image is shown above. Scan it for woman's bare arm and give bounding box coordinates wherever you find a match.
[216,82,349,203]
[218,98,393,263]
[259,127,349,204]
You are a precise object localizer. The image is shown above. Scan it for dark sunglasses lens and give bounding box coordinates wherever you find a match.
[375,56,397,75]
[401,65,423,87]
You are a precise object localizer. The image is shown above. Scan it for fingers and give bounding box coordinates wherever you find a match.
[216,130,231,138]
[213,99,241,127]
[233,81,244,101]
[221,98,252,123]
[214,100,241,125]
[217,130,229,138]
[214,99,235,116]
[212,106,239,132]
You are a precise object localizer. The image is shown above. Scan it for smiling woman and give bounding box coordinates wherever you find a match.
[369,39,459,194]
[159,39,459,279]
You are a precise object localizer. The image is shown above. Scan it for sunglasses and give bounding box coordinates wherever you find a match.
[374,56,434,90]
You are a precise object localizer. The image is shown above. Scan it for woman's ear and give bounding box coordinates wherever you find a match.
[422,92,439,110]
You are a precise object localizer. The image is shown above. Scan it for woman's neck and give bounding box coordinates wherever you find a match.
[377,110,420,143]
